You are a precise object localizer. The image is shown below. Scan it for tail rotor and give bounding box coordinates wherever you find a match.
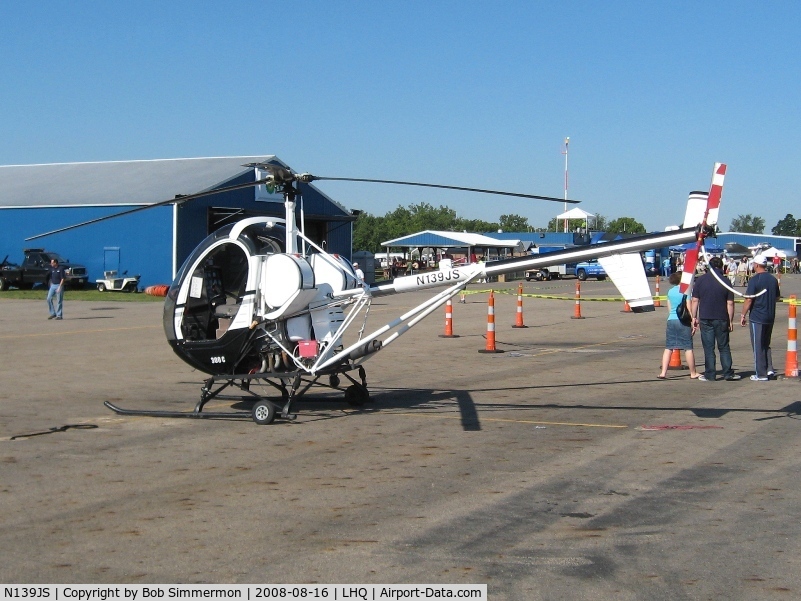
[678,163,726,294]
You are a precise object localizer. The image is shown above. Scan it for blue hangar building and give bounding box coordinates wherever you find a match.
[0,156,355,288]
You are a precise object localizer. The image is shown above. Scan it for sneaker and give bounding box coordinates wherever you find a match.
[725,374,742,381]
[698,375,711,381]
[55,316,62,320]
[749,375,768,381]
[767,370,776,377]
[48,315,56,320]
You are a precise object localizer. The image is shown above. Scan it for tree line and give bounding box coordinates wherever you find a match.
[353,203,801,253]
[352,202,647,253]
[731,213,801,237]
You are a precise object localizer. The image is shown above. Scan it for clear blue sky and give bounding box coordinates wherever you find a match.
[2,1,799,233]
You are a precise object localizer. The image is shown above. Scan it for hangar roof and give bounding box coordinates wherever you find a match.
[0,156,347,215]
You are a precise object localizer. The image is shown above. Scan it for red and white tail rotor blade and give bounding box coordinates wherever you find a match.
[704,162,726,228]
[678,247,698,294]
[678,162,726,294]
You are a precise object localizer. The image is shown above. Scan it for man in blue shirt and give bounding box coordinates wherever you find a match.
[740,255,781,380]
[691,256,740,381]
[46,258,67,320]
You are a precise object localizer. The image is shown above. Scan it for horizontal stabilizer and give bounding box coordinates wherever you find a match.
[597,254,654,311]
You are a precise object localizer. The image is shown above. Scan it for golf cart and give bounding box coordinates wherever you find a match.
[96,270,140,292]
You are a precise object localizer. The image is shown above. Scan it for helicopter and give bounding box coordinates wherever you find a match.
[28,161,727,424]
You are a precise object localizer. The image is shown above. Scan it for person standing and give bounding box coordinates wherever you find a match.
[736,256,749,286]
[691,256,740,381]
[658,272,700,379]
[46,257,67,320]
[352,262,365,281]
[725,256,737,285]
[740,255,781,380]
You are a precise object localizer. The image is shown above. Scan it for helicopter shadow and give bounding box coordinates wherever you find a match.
[227,380,801,431]
[227,387,484,430]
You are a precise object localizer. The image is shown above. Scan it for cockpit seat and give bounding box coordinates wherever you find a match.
[214,303,240,319]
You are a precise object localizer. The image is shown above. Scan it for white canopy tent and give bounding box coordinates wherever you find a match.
[380,230,523,269]
[556,207,596,233]
[753,247,797,273]
[754,246,796,259]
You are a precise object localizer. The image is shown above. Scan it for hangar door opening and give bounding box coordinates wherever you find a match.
[207,207,329,249]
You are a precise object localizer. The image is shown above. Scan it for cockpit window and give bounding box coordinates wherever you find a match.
[163,220,287,342]
[180,242,249,341]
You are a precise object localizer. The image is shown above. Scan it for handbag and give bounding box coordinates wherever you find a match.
[675,294,692,327]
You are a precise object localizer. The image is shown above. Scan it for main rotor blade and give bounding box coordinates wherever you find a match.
[309,176,580,204]
[26,165,579,241]
[25,178,271,241]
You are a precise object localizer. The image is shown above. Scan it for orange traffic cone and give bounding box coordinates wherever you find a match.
[512,283,528,328]
[785,295,798,377]
[571,280,584,319]
[654,276,662,308]
[667,348,687,370]
[439,298,459,338]
[479,291,503,353]
[621,300,632,313]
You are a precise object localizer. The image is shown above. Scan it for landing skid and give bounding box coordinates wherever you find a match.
[104,365,370,425]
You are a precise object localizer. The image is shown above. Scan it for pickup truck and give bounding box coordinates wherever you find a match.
[575,260,607,281]
[525,263,576,281]
[0,249,89,291]
[524,246,576,281]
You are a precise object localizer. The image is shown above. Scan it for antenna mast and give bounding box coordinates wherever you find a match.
[562,136,570,233]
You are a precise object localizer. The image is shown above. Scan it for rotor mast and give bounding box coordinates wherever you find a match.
[247,162,303,254]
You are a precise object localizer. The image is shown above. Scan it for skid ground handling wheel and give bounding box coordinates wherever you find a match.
[252,400,277,425]
[103,365,372,426]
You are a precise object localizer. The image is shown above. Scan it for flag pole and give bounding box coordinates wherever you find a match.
[562,136,570,232]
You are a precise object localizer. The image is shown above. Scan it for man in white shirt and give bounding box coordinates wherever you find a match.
[736,256,749,286]
[725,256,737,285]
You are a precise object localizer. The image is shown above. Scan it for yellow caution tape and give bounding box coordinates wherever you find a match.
[462,286,798,304]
